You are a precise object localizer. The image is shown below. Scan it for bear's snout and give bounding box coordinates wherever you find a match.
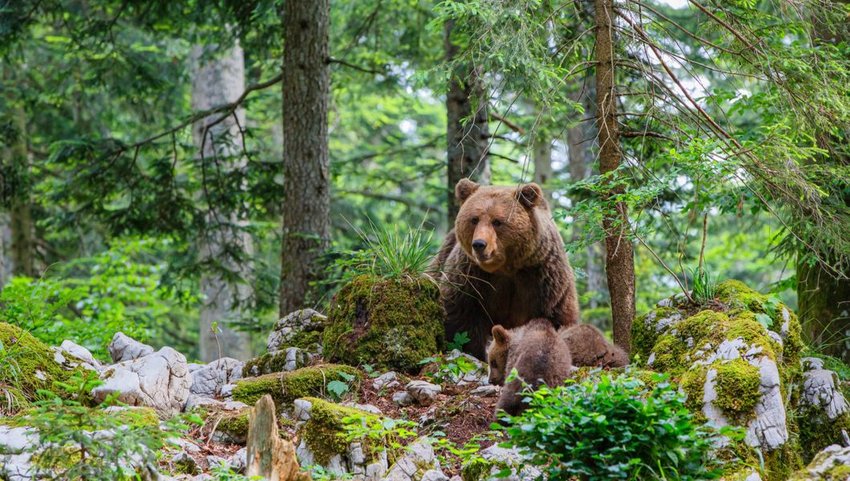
[472,239,487,252]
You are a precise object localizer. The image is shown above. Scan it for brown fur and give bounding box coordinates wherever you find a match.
[432,179,580,360]
[559,324,629,368]
[486,319,573,416]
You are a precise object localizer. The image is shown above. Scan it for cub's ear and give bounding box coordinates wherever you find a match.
[492,325,511,345]
[455,178,480,204]
[518,183,543,208]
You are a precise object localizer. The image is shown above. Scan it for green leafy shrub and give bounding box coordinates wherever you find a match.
[690,266,718,305]
[23,372,182,480]
[503,371,736,481]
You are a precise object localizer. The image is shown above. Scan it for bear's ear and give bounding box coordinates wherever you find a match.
[492,325,511,345]
[455,178,480,204]
[518,183,543,208]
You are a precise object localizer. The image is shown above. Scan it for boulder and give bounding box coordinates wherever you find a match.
[232,364,361,406]
[406,380,441,406]
[268,309,327,354]
[460,445,541,481]
[373,371,400,391]
[789,444,850,480]
[190,357,244,397]
[293,397,392,479]
[323,275,444,373]
[632,280,805,477]
[381,439,440,481]
[797,357,850,460]
[109,332,155,363]
[57,340,102,371]
[243,348,312,377]
[93,346,191,417]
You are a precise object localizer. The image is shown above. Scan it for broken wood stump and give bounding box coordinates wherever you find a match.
[246,394,311,481]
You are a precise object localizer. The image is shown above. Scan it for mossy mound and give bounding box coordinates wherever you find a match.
[232,364,362,406]
[297,397,394,466]
[323,275,444,373]
[0,322,86,411]
[243,348,310,377]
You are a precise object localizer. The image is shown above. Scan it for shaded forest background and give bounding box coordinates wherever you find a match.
[1,0,849,363]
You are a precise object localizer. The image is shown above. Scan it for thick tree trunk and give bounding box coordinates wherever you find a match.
[445,19,490,226]
[3,79,35,278]
[595,0,635,351]
[191,43,253,362]
[532,135,553,203]
[279,0,331,317]
[798,259,850,362]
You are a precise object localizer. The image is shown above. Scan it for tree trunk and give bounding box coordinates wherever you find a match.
[595,0,635,351]
[445,19,490,226]
[798,258,850,362]
[532,135,553,203]
[2,67,35,278]
[279,0,331,317]
[191,43,253,362]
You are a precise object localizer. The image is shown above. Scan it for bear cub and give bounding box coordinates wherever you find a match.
[559,324,629,368]
[486,318,573,416]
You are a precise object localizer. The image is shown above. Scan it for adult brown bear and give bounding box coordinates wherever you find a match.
[432,179,580,359]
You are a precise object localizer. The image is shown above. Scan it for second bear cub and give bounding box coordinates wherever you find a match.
[559,324,629,368]
[486,318,572,416]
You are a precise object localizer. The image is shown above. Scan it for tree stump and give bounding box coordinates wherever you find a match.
[246,394,311,481]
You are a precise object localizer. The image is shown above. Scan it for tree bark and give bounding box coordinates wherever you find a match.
[445,19,490,226]
[279,0,331,317]
[595,0,635,351]
[191,43,253,362]
[532,135,553,203]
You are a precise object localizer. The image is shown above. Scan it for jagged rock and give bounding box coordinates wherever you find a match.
[393,391,413,406]
[57,340,102,371]
[268,309,327,353]
[228,447,248,474]
[422,470,450,481]
[460,445,541,481]
[109,332,155,363]
[789,444,850,480]
[293,397,392,479]
[406,380,441,406]
[798,357,850,459]
[373,371,399,391]
[93,346,191,417]
[190,357,244,397]
[244,347,312,377]
[381,439,440,481]
[446,350,488,385]
[173,451,200,475]
[220,383,236,399]
[469,385,499,397]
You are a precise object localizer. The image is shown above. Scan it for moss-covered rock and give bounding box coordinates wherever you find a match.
[633,281,807,480]
[797,357,850,461]
[0,322,86,411]
[789,444,850,481]
[232,364,362,406]
[267,309,327,353]
[323,275,444,373]
[243,348,311,377]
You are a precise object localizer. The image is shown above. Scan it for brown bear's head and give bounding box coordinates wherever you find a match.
[486,325,511,385]
[454,179,548,273]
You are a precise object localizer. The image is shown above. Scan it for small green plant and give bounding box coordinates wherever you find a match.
[419,353,479,384]
[327,371,357,401]
[342,412,418,463]
[308,464,354,481]
[502,371,740,481]
[447,331,471,351]
[209,461,263,481]
[24,372,181,481]
[0,338,25,414]
[690,266,718,305]
[353,218,435,279]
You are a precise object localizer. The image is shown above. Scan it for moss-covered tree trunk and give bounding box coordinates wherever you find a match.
[595,0,635,351]
[798,258,850,362]
[279,0,331,317]
[445,18,490,227]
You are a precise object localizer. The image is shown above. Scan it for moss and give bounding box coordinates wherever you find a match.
[232,364,362,406]
[630,306,681,362]
[323,275,444,373]
[680,367,707,422]
[763,440,803,481]
[714,359,762,423]
[217,409,251,441]
[0,322,85,410]
[798,406,850,462]
[242,349,308,377]
[461,456,494,481]
[299,397,382,465]
[649,310,729,377]
[112,406,160,429]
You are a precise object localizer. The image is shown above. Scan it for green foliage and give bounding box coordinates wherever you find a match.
[342,413,418,462]
[0,238,195,357]
[447,332,471,351]
[24,372,180,481]
[690,266,718,305]
[420,353,479,384]
[502,371,737,481]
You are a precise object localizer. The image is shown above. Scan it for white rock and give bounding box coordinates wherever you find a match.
[190,357,243,397]
[227,447,247,473]
[58,340,102,370]
[109,332,155,363]
[800,359,849,420]
[792,444,850,480]
[343,402,382,415]
[421,469,450,481]
[93,347,191,417]
[406,380,441,406]
[470,385,500,397]
[471,445,541,481]
[381,439,438,481]
[267,309,326,352]
[374,372,399,390]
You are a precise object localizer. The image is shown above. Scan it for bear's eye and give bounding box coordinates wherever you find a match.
[471,217,479,225]
[491,219,502,227]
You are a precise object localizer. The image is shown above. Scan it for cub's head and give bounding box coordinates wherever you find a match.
[486,325,512,385]
[454,179,547,273]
